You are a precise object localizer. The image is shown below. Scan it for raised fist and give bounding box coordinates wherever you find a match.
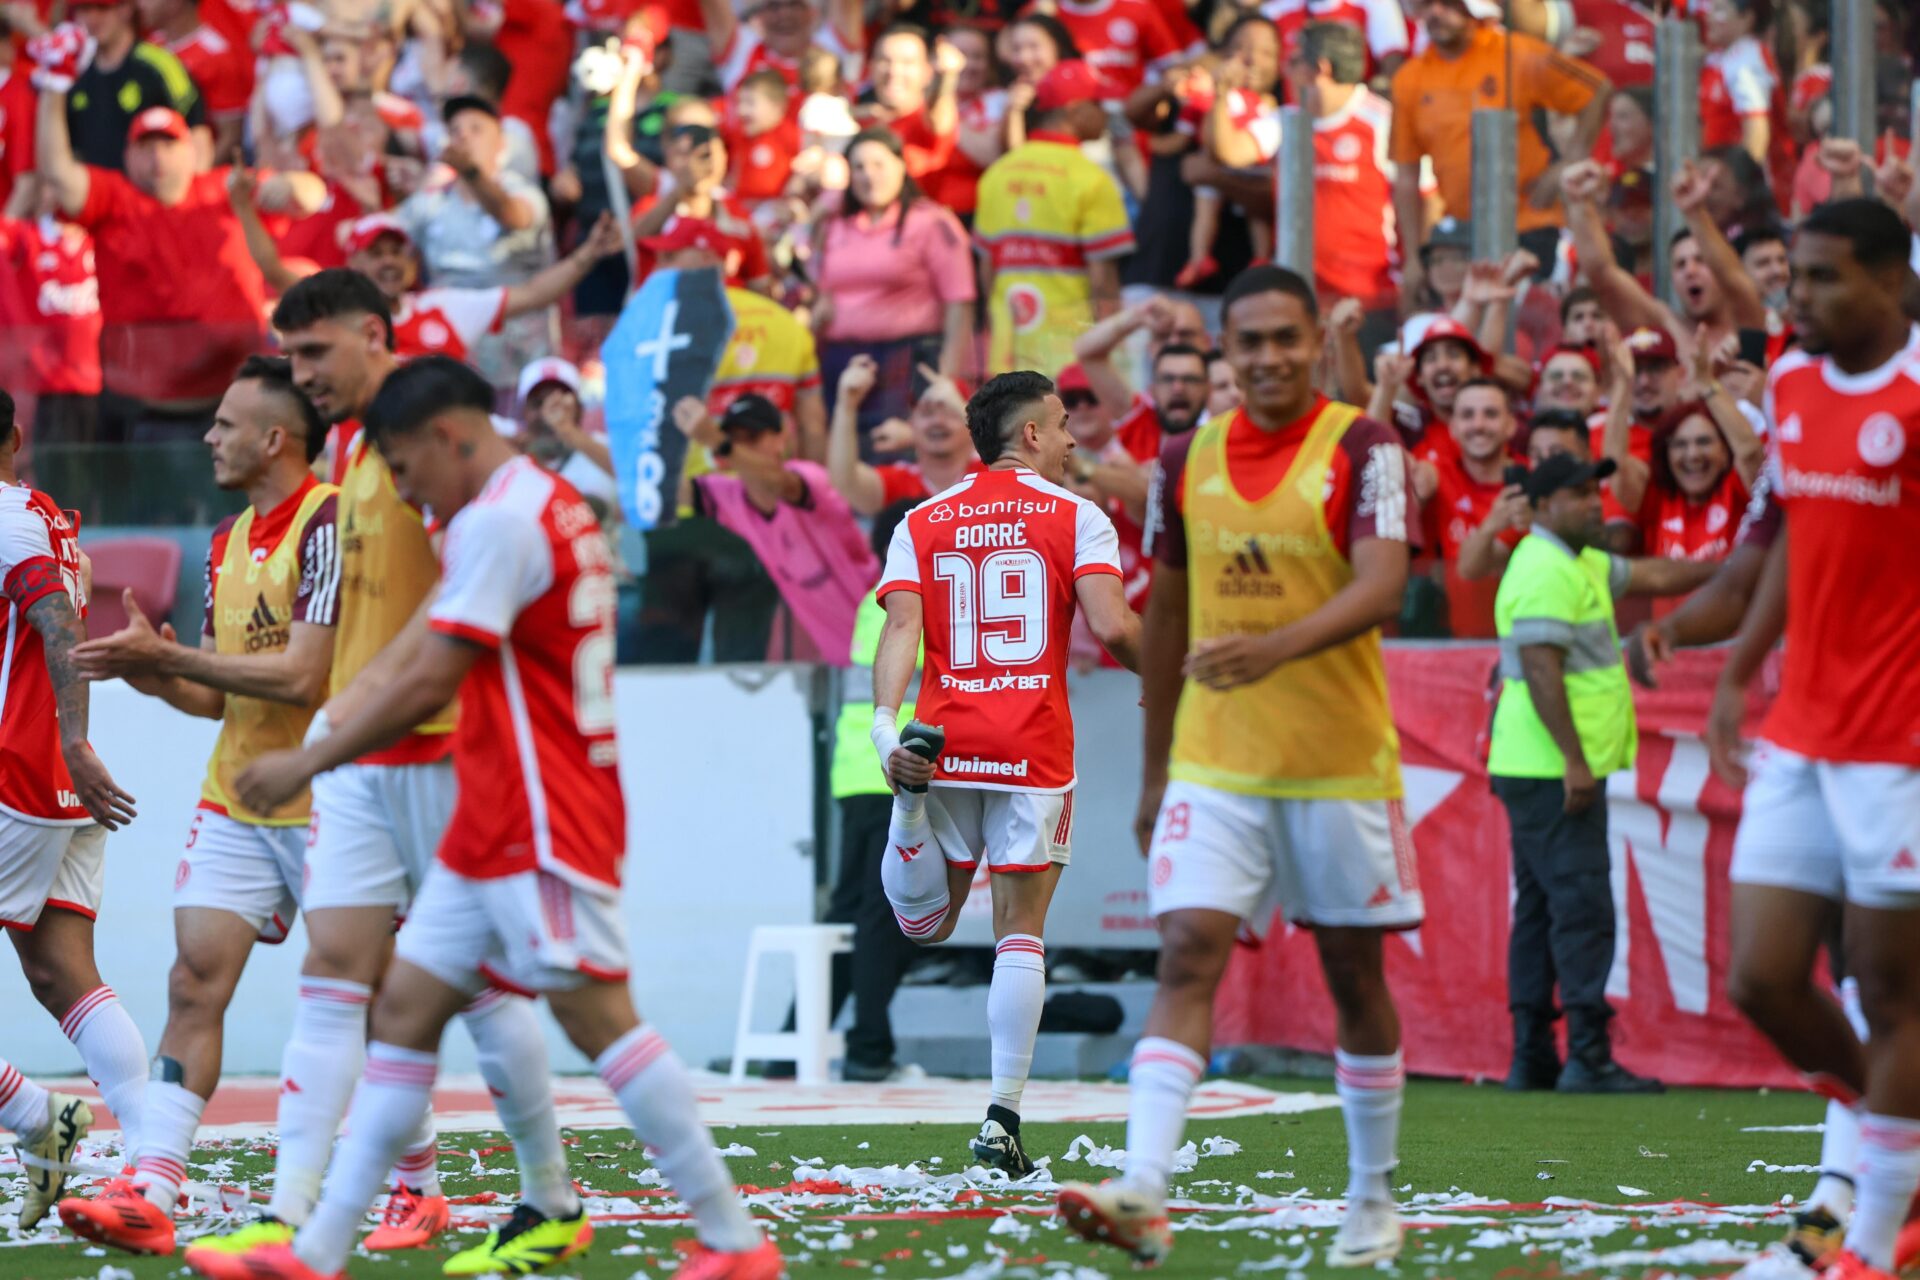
[27,23,95,93]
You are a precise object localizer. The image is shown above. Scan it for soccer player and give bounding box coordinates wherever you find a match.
[192,271,555,1259]
[0,387,146,1225]
[1058,265,1419,1268]
[194,356,779,1280]
[870,370,1141,1176]
[53,357,337,1255]
[1712,198,1920,1280]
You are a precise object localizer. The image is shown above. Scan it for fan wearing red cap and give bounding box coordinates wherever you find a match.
[1373,317,1491,460]
[1611,325,1685,465]
[973,59,1135,377]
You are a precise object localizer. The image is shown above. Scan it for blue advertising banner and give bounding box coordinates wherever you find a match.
[601,267,733,530]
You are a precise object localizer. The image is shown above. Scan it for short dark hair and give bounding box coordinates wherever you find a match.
[0,387,13,432]
[235,354,327,464]
[1221,264,1319,329]
[1153,342,1209,372]
[363,355,494,449]
[1801,198,1913,272]
[1456,376,1512,410]
[967,371,1054,465]
[1733,224,1788,259]
[1559,286,1600,325]
[1297,20,1365,84]
[457,39,512,102]
[1007,12,1080,60]
[1528,407,1592,443]
[273,268,395,350]
[871,497,916,561]
[874,21,930,53]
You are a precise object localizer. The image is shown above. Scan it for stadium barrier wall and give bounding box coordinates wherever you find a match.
[7,647,1794,1088]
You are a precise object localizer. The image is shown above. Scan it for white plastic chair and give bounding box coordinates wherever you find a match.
[728,924,855,1085]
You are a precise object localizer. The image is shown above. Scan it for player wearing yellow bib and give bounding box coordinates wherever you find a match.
[60,357,339,1255]
[1059,266,1421,1270]
[190,273,568,1273]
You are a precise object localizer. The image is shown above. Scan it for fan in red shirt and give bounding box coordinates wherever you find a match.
[1697,3,1792,202]
[484,0,572,174]
[1036,0,1191,98]
[1609,394,1762,616]
[215,355,783,1280]
[870,371,1140,1178]
[1261,0,1408,81]
[0,59,37,209]
[852,26,960,180]
[35,101,322,410]
[629,123,774,290]
[1712,200,1920,1280]
[720,70,801,205]
[138,0,253,154]
[1413,378,1520,638]
[700,0,865,93]
[0,180,103,440]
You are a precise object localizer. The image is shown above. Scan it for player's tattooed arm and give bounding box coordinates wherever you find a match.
[21,587,137,828]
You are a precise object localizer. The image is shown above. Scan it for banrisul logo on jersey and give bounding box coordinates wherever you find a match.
[926,497,1060,523]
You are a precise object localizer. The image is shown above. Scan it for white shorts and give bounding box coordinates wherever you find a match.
[302,761,456,914]
[173,810,307,943]
[395,864,629,996]
[923,784,1073,874]
[1730,741,1920,909]
[0,817,105,930]
[1146,780,1424,931]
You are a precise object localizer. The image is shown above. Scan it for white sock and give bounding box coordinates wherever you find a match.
[295,1043,436,1275]
[988,935,1046,1113]
[270,977,371,1225]
[0,1062,51,1140]
[463,990,577,1219]
[597,1025,760,1253]
[61,986,147,1151]
[1812,1099,1862,1219]
[1121,1037,1205,1202]
[1846,1113,1920,1269]
[880,795,949,939]
[135,1080,206,1213]
[1335,1049,1405,1205]
[392,1109,442,1198]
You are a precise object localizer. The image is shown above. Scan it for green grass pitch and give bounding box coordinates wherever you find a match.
[4,1079,1827,1279]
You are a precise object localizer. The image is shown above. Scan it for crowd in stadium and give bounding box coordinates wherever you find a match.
[0,0,1915,651]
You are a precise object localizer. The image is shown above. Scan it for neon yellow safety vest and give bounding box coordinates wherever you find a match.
[1488,528,1638,779]
[829,592,918,800]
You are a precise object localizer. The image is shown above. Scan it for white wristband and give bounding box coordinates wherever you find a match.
[871,705,901,764]
[303,708,333,748]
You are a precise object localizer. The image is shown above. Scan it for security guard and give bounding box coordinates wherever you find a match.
[1490,453,1712,1094]
[823,501,923,1081]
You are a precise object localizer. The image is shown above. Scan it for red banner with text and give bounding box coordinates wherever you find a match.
[1213,643,1802,1089]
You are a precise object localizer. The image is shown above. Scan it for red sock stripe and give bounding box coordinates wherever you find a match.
[299,983,371,1006]
[1334,1066,1406,1090]
[1860,1121,1920,1152]
[137,1156,187,1185]
[59,986,114,1038]
[0,1065,24,1106]
[602,1029,669,1093]
[394,1149,437,1172]
[896,905,949,936]
[463,987,510,1016]
[364,1057,438,1088]
[996,940,1045,957]
[1131,1050,1204,1080]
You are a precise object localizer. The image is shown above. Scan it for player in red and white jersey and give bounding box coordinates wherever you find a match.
[0,387,147,1232]
[1711,200,1920,1280]
[1261,0,1408,80]
[871,371,1140,1177]
[1043,0,1195,98]
[202,357,780,1280]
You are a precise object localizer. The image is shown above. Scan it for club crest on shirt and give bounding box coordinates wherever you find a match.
[1858,413,1906,468]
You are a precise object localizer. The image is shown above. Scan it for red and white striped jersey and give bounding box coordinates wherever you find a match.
[877,465,1121,793]
[429,457,625,888]
[392,287,507,364]
[0,484,90,825]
